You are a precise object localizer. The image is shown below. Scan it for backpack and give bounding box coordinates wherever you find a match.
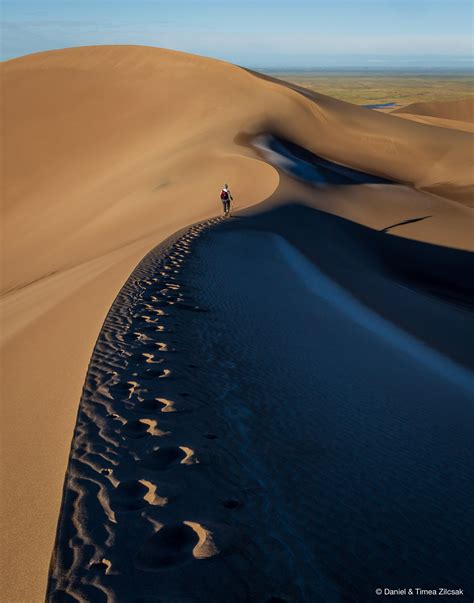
[221,189,229,201]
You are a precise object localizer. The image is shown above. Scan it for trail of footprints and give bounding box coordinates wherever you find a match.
[49,217,244,601]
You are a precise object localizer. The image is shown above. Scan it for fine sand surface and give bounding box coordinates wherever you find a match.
[1,45,474,601]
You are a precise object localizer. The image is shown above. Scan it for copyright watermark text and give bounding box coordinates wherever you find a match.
[375,588,464,596]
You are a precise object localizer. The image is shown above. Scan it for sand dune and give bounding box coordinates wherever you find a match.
[392,96,474,123]
[392,97,474,134]
[390,112,474,133]
[1,45,473,600]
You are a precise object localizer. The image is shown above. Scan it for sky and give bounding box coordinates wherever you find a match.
[1,0,473,68]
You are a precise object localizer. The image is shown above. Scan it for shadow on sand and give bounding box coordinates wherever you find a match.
[253,134,394,186]
[221,202,474,371]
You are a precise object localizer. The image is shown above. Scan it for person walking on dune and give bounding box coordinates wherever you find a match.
[220,183,233,217]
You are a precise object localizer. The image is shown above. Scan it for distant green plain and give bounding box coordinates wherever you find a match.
[266,71,474,106]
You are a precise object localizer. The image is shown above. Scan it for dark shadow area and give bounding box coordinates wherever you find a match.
[48,207,474,602]
[254,134,394,185]
[381,215,432,232]
[219,202,474,370]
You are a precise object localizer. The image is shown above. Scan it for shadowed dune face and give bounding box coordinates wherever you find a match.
[1,45,473,600]
[47,206,474,601]
[253,134,394,185]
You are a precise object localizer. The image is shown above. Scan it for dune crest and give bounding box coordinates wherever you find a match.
[392,96,474,123]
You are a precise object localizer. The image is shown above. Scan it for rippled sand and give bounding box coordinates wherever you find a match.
[48,215,474,601]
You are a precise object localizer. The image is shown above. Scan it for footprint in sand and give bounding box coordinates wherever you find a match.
[111,381,134,398]
[144,324,166,333]
[128,349,154,364]
[133,331,150,342]
[140,367,171,380]
[120,331,139,344]
[142,353,165,364]
[135,398,163,413]
[135,521,219,570]
[141,304,166,314]
[89,558,112,575]
[113,479,167,511]
[121,419,151,439]
[136,398,178,413]
[142,294,160,304]
[142,314,165,323]
[139,446,198,470]
[142,418,168,436]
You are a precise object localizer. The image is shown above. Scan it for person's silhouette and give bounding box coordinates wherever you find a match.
[220,183,233,217]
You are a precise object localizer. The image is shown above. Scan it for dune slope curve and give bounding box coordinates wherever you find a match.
[391,97,474,134]
[392,96,474,123]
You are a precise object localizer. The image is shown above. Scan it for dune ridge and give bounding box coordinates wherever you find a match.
[391,97,474,134]
[392,96,474,123]
[1,45,473,600]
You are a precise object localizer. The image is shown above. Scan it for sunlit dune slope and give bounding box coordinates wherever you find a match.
[391,97,474,134]
[392,96,474,123]
[388,113,474,134]
[1,45,473,601]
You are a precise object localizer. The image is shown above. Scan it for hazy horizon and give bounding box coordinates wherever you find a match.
[2,45,473,73]
[1,0,473,69]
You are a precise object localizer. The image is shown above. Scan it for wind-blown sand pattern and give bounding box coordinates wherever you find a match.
[1,45,474,600]
[48,219,252,601]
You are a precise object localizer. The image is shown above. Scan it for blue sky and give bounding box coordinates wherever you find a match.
[1,0,473,68]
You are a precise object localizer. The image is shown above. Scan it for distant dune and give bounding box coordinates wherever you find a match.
[1,45,473,600]
[392,97,474,133]
[392,96,474,123]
